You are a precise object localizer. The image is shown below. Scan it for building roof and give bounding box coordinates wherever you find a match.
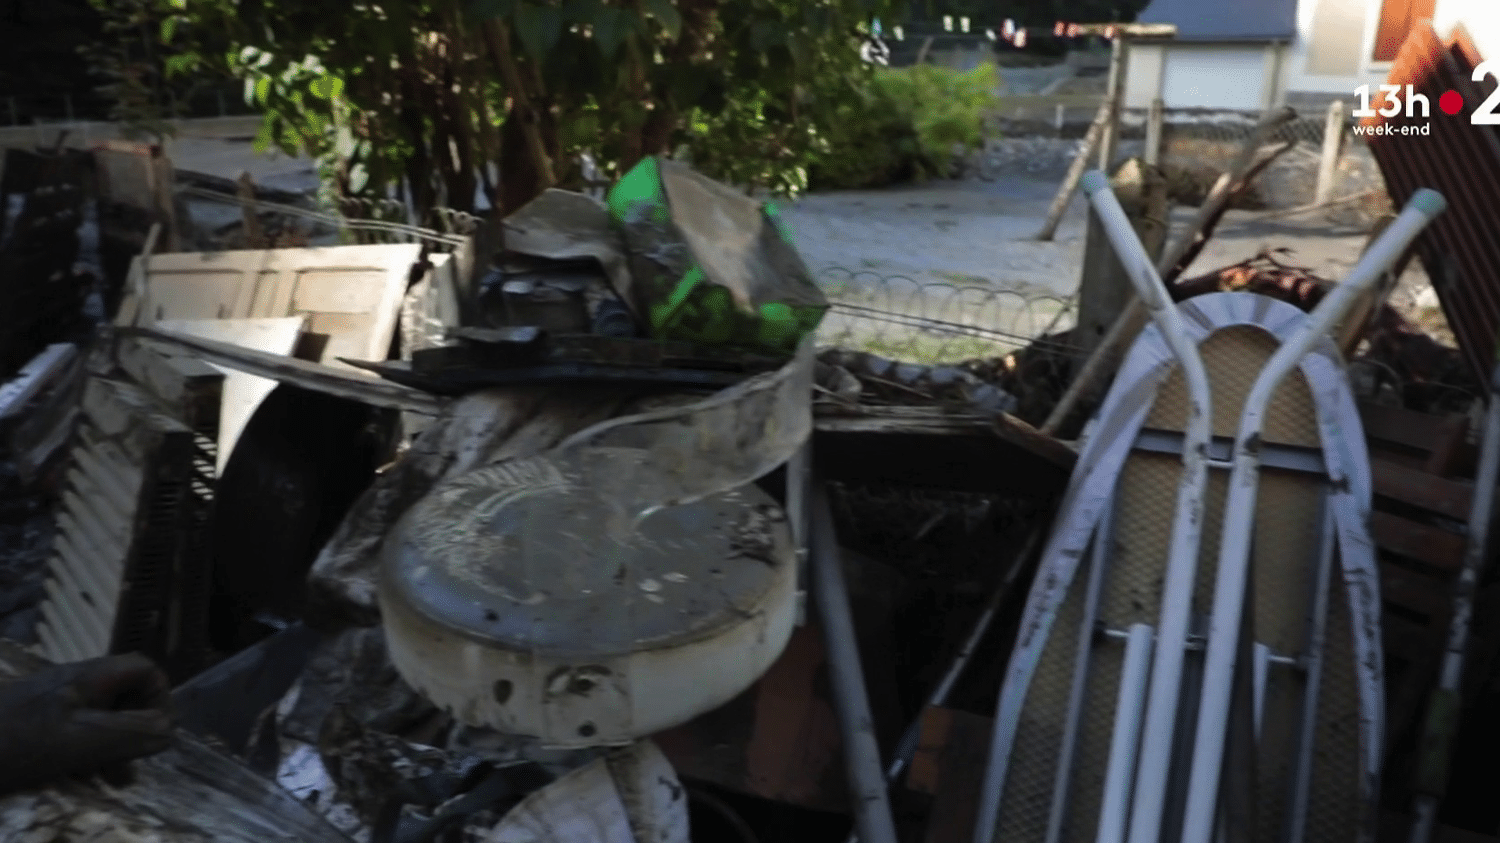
[1136,0,1298,42]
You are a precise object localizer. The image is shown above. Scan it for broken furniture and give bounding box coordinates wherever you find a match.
[973,176,1445,843]
[115,242,422,465]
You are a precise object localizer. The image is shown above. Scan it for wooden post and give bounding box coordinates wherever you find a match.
[1039,105,1298,436]
[1075,158,1169,361]
[1314,98,1345,206]
[1036,99,1112,241]
[1145,97,1165,166]
[1098,36,1128,172]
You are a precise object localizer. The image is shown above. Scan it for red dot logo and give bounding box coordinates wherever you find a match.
[1440,89,1464,115]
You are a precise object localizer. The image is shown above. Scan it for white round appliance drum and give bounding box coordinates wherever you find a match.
[378,446,799,748]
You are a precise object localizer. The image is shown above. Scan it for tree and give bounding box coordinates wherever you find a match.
[136,0,905,223]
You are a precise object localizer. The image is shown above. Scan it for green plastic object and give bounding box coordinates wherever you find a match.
[606,156,827,356]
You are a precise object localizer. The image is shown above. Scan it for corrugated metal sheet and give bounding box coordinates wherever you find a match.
[33,344,223,680]
[1363,23,1500,385]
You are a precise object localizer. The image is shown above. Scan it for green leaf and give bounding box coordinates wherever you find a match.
[514,3,563,60]
[163,54,196,77]
[253,76,271,105]
[159,15,178,42]
[591,6,625,60]
[309,75,345,100]
[644,0,681,40]
[469,0,516,19]
[253,117,276,153]
[167,0,186,9]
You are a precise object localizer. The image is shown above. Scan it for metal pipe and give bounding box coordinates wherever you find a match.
[1078,170,1217,843]
[810,481,900,843]
[1408,359,1500,843]
[1284,507,1338,843]
[1179,187,1448,843]
[1096,623,1156,843]
[1047,499,1119,843]
[886,528,1043,783]
[844,528,1044,843]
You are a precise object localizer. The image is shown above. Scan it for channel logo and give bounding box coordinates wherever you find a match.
[1351,58,1500,136]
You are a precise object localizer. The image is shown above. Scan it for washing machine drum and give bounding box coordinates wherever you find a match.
[378,447,800,748]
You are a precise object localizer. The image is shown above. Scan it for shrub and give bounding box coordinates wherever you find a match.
[809,61,999,191]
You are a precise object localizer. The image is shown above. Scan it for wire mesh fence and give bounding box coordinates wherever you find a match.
[815,266,1079,363]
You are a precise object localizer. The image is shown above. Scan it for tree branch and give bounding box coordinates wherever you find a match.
[481,18,557,191]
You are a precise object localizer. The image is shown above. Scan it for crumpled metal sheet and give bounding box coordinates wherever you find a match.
[553,338,812,508]
[477,740,688,843]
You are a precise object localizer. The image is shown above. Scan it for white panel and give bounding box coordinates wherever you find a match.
[1160,47,1270,110]
[155,317,306,473]
[121,243,420,376]
[1123,44,1166,109]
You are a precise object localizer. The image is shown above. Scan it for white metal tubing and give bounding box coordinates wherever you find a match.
[1409,361,1500,843]
[1046,505,1118,843]
[1285,508,1338,843]
[1079,170,1216,843]
[1253,643,1269,741]
[1179,188,1448,843]
[810,482,900,843]
[1096,623,1157,843]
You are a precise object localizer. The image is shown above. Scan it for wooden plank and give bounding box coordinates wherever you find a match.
[814,406,1076,495]
[1360,402,1463,455]
[1372,456,1474,521]
[1370,510,1468,571]
[906,706,993,843]
[1381,559,1455,627]
[1425,413,1471,476]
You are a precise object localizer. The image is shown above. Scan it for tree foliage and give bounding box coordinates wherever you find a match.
[141,0,906,222]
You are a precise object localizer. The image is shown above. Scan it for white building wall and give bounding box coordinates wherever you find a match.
[1123,44,1285,110]
[1119,0,1493,111]
[1284,0,1496,98]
